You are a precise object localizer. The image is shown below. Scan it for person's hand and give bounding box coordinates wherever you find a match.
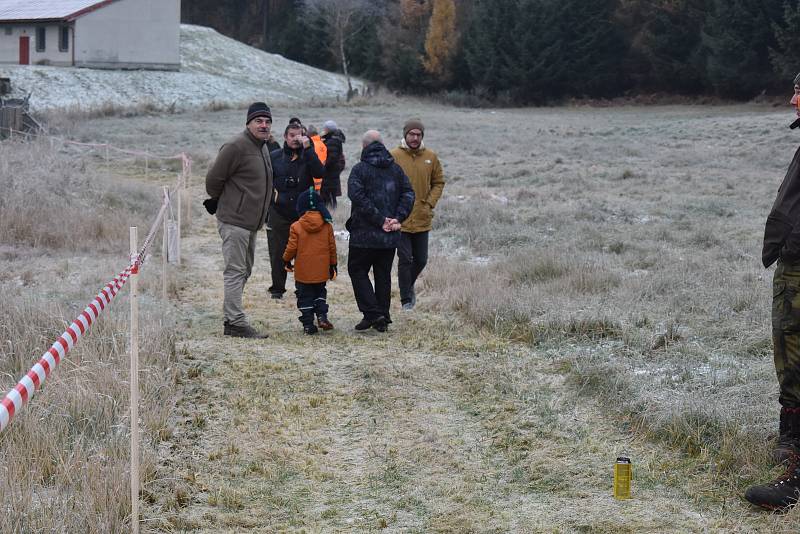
[383,218,400,232]
[203,198,218,215]
[329,264,338,280]
[284,260,294,272]
[301,135,311,148]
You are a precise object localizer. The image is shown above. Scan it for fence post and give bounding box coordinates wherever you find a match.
[129,227,140,534]
[176,175,182,266]
[162,187,168,300]
[183,156,192,233]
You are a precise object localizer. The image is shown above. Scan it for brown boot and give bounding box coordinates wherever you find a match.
[745,452,800,511]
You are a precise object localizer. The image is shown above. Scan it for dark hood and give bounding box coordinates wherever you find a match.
[325,129,346,143]
[360,141,394,169]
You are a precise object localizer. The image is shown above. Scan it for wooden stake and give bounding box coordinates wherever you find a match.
[176,176,182,266]
[184,166,192,233]
[129,226,140,534]
[162,187,169,300]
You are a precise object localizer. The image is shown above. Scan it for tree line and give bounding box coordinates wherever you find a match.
[182,0,800,103]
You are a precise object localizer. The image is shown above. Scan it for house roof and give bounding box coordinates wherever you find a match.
[0,0,118,23]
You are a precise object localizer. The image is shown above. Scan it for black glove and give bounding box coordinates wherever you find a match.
[203,198,218,215]
[284,260,294,272]
[791,118,800,130]
[329,264,338,280]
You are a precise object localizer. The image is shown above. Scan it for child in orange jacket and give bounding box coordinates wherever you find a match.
[283,188,338,334]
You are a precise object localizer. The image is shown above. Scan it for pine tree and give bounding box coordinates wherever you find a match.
[702,0,784,98]
[463,0,521,96]
[771,1,800,81]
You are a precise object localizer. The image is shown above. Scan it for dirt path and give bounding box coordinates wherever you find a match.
[136,213,785,533]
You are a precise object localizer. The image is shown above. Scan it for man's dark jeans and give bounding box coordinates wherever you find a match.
[266,206,293,296]
[348,246,395,322]
[398,231,429,304]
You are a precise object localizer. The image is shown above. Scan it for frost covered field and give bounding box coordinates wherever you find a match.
[34,100,796,531]
[0,24,360,112]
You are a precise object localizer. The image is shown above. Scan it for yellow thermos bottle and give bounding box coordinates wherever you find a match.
[613,456,632,499]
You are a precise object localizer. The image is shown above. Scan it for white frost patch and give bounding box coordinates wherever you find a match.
[1,24,361,112]
[467,255,491,265]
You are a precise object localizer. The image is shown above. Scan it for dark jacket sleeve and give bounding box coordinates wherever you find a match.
[348,165,384,227]
[206,143,236,198]
[394,166,416,223]
[763,145,800,267]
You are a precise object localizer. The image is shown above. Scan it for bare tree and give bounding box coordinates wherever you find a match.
[300,0,375,99]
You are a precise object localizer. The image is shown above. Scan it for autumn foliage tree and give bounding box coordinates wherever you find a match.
[423,0,459,85]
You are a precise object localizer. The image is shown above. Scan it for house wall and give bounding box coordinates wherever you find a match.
[74,0,180,70]
[0,24,73,66]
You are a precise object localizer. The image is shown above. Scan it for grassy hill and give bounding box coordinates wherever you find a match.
[0,24,360,112]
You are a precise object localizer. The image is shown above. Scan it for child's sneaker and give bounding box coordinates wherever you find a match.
[317,315,334,330]
[304,324,319,335]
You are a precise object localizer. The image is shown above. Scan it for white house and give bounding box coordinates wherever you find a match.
[0,0,180,70]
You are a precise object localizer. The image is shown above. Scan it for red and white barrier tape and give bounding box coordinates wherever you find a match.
[0,264,134,432]
[0,194,170,433]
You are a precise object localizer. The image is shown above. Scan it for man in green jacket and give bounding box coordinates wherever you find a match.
[390,119,445,310]
[204,102,274,338]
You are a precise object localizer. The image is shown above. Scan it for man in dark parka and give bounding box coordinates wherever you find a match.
[345,130,415,332]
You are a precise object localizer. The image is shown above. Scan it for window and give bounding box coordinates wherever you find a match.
[3,27,11,36]
[59,26,69,52]
[35,27,45,52]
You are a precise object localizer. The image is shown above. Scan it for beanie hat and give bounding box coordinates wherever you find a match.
[795,72,800,86]
[296,187,333,222]
[323,120,338,132]
[403,118,424,138]
[246,102,271,124]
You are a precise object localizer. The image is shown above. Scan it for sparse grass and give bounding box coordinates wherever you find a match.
[32,102,799,531]
[0,134,178,532]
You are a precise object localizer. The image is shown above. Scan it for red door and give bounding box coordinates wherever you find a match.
[19,36,29,65]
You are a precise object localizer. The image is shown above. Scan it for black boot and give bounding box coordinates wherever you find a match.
[226,323,269,339]
[774,407,800,464]
[745,452,800,511]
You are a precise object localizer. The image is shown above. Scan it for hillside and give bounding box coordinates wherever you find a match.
[0,24,360,112]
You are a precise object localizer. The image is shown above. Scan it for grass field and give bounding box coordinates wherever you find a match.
[2,100,800,531]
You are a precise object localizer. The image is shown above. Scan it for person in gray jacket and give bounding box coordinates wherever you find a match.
[204,102,274,338]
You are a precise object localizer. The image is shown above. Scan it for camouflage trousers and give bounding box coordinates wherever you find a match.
[773,261,800,408]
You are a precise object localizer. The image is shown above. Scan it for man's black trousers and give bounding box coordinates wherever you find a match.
[348,246,395,322]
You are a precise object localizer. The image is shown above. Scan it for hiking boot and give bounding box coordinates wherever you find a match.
[223,320,231,335]
[774,407,800,464]
[402,302,414,311]
[745,452,800,511]
[317,315,334,330]
[270,292,283,300]
[304,324,319,335]
[355,316,383,331]
[226,323,269,339]
[372,317,388,332]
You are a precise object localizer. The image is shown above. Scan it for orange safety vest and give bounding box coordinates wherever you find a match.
[311,135,327,191]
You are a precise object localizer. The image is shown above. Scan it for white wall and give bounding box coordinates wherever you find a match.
[0,24,73,67]
[75,0,180,70]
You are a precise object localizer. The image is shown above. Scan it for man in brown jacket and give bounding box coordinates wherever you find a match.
[390,119,445,310]
[204,102,274,338]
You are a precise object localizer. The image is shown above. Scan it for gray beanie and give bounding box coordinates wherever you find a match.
[323,120,338,132]
[794,72,800,86]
